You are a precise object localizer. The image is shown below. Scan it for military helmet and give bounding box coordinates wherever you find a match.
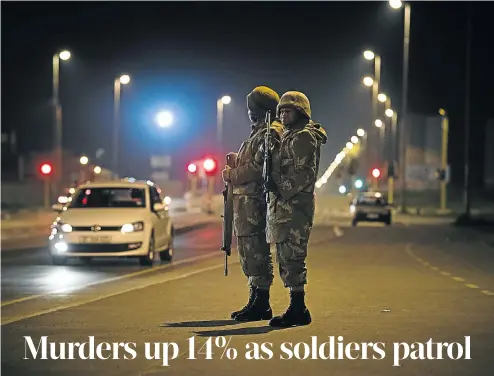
[277,91,311,119]
[247,86,280,118]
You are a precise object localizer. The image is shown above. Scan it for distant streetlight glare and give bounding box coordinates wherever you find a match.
[389,0,403,9]
[346,142,353,149]
[363,50,375,60]
[385,109,394,118]
[80,156,89,165]
[119,74,131,85]
[375,119,383,128]
[362,76,374,87]
[156,111,173,128]
[357,128,365,137]
[351,136,359,144]
[94,166,102,174]
[221,96,231,105]
[339,185,347,194]
[59,50,71,60]
[355,179,364,189]
[378,93,387,103]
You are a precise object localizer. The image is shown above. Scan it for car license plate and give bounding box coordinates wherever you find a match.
[367,214,379,219]
[79,236,111,244]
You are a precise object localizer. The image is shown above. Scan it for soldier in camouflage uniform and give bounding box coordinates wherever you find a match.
[222,86,284,322]
[266,91,327,327]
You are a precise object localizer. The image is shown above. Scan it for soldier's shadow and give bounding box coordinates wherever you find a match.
[161,320,239,328]
[194,326,287,337]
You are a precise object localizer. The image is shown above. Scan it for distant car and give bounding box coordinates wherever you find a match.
[49,180,174,266]
[350,192,392,226]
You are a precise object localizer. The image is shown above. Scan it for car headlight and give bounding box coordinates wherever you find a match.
[60,223,72,232]
[121,221,144,233]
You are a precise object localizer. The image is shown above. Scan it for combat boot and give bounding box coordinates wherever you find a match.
[233,288,272,322]
[269,290,311,328]
[231,286,257,319]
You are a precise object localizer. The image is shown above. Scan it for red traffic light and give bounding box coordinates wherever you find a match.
[203,158,216,173]
[187,163,197,173]
[40,163,53,175]
[372,168,381,179]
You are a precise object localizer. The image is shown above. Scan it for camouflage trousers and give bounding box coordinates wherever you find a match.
[237,233,274,289]
[275,238,308,288]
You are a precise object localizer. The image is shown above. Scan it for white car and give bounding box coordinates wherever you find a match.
[350,192,392,226]
[49,180,174,266]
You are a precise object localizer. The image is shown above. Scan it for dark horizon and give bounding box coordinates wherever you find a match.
[2,1,493,186]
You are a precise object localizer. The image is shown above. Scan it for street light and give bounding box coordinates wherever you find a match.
[80,156,89,165]
[351,136,359,144]
[217,95,231,145]
[52,49,71,189]
[362,76,374,87]
[378,93,387,103]
[389,0,403,9]
[156,111,173,128]
[346,142,354,149]
[113,74,131,178]
[375,119,383,128]
[59,50,71,61]
[385,109,394,118]
[357,128,365,137]
[363,50,375,60]
[94,166,102,174]
[119,74,131,85]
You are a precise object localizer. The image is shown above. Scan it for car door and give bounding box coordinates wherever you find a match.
[149,186,168,248]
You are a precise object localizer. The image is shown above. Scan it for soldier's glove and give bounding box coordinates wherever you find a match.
[222,166,232,182]
[226,152,238,166]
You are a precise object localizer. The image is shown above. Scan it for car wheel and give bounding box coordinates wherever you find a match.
[160,227,174,262]
[139,233,155,266]
[52,255,67,265]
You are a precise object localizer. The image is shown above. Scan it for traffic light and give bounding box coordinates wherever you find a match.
[372,168,381,179]
[354,179,363,189]
[40,163,53,176]
[203,157,217,176]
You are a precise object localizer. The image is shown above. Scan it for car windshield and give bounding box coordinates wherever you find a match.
[69,187,146,208]
[356,196,387,206]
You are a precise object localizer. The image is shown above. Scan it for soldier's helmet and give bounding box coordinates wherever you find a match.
[247,86,280,118]
[276,91,311,120]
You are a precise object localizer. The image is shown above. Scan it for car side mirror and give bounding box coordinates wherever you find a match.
[52,203,64,213]
[153,202,165,212]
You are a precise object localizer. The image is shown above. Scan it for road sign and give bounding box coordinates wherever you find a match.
[151,171,169,181]
[150,155,172,168]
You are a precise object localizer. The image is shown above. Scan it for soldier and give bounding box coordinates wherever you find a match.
[266,91,327,327]
[221,86,284,322]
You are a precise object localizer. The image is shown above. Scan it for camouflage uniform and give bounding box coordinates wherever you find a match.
[222,86,284,322]
[266,91,327,327]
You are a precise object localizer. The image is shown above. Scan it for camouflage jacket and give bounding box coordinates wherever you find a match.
[230,120,284,237]
[266,120,327,243]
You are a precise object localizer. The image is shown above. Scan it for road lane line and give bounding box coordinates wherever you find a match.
[2,258,241,326]
[406,244,493,297]
[1,251,225,308]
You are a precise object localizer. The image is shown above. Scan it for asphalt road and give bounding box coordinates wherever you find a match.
[2,220,494,376]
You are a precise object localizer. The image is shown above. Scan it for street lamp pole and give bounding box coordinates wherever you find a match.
[397,2,411,212]
[216,95,231,146]
[113,74,130,178]
[52,50,70,186]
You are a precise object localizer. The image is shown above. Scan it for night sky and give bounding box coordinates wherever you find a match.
[2,1,493,186]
